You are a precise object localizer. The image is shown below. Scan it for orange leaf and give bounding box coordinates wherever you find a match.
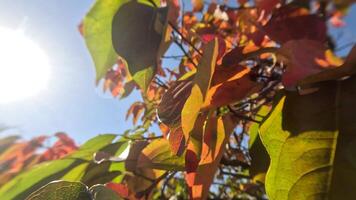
[168,127,185,155]
[106,182,130,198]
[203,67,261,109]
[126,102,145,125]
[192,0,204,12]
[186,115,236,200]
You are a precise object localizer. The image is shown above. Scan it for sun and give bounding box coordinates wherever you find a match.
[0,27,50,103]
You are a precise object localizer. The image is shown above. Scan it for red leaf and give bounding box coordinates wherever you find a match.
[221,47,244,68]
[255,0,280,13]
[330,11,346,27]
[168,127,185,155]
[106,182,130,198]
[126,102,145,125]
[166,0,180,24]
[264,6,327,43]
[185,149,199,186]
[279,40,341,87]
[157,79,193,127]
[201,34,226,61]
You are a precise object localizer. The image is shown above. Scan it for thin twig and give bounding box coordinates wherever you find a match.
[174,38,199,68]
[228,106,260,123]
[160,171,177,199]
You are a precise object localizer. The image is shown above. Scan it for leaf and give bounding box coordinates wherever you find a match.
[39,132,78,162]
[260,75,356,199]
[184,112,209,179]
[137,138,185,170]
[278,40,341,88]
[165,0,180,24]
[0,134,119,200]
[90,184,123,200]
[187,115,236,200]
[168,127,185,156]
[0,159,82,200]
[181,39,219,140]
[61,163,90,182]
[82,0,129,81]
[125,141,149,172]
[69,134,117,160]
[157,79,193,127]
[0,135,19,155]
[105,182,129,198]
[192,0,204,12]
[264,7,327,44]
[112,0,170,91]
[202,67,261,109]
[299,45,356,87]
[221,47,245,68]
[81,161,121,187]
[126,102,145,125]
[248,105,271,179]
[255,0,280,13]
[26,181,91,200]
[200,34,226,61]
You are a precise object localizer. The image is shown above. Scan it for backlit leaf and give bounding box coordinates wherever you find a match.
[192,0,204,12]
[82,0,129,81]
[299,45,356,87]
[264,7,327,44]
[187,115,236,200]
[112,0,170,91]
[202,67,261,109]
[260,75,356,199]
[137,138,185,170]
[26,181,91,200]
[278,39,341,88]
[181,39,219,140]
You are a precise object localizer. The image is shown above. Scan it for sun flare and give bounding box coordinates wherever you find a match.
[0,27,50,103]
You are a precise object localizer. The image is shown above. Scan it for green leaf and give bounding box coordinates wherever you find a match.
[137,138,185,170]
[81,161,121,187]
[0,159,83,200]
[83,0,128,81]
[89,184,123,200]
[25,181,91,200]
[132,66,154,92]
[248,105,271,148]
[70,134,117,160]
[260,76,356,199]
[181,39,219,140]
[61,163,90,181]
[248,105,272,179]
[0,134,118,199]
[111,0,169,91]
[83,0,161,81]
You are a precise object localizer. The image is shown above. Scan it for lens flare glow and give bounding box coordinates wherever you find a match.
[0,27,50,103]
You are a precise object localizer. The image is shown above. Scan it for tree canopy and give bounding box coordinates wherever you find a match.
[1,0,356,199]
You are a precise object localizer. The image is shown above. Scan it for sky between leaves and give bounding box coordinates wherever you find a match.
[0,0,354,143]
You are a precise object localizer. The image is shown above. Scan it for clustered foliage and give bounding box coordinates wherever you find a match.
[0,0,356,199]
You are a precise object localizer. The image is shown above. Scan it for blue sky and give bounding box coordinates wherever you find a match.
[0,1,354,144]
[0,0,140,143]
